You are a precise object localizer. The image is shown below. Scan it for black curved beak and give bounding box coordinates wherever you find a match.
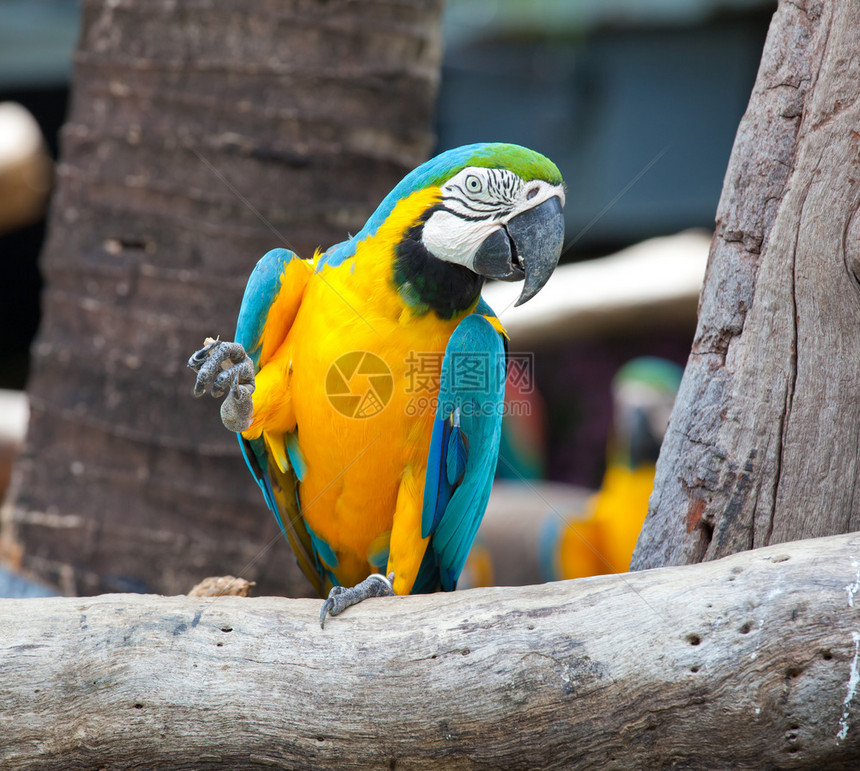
[626,405,663,467]
[473,195,565,306]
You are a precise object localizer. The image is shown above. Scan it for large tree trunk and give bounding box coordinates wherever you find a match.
[3,533,860,769]
[1,0,443,596]
[633,0,860,570]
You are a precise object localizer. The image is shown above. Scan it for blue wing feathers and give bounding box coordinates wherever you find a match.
[446,425,468,487]
[239,436,279,518]
[420,312,506,592]
[305,523,339,569]
[285,432,307,482]
[233,248,327,596]
[422,417,453,539]
[235,248,297,367]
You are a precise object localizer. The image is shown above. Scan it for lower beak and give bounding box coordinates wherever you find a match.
[473,195,565,306]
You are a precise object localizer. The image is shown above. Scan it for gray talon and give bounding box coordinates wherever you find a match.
[212,368,233,398]
[319,572,395,629]
[187,339,220,370]
[188,339,256,432]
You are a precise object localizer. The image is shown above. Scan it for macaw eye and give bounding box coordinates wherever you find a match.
[465,175,483,193]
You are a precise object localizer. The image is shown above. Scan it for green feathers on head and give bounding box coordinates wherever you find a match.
[466,143,564,187]
[613,357,683,395]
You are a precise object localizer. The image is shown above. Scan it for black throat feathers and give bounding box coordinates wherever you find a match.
[393,221,484,320]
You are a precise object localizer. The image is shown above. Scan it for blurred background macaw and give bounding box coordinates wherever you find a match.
[540,356,683,581]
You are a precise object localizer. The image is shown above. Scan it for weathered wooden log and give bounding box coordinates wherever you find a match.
[3,532,860,769]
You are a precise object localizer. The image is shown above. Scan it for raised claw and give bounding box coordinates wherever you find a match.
[189,339,250,396]
[188,338,256,432]
[319,572,395,629]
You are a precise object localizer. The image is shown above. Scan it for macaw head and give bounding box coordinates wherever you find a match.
[415,144,566,307]
[323,143,566,311]
[610,357,683,469]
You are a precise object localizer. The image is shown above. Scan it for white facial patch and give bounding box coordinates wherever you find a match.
[421,166,565,269]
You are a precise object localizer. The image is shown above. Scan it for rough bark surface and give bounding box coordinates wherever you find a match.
[2,0,443,595]
[633,0,860,569]
[3,533,860,769]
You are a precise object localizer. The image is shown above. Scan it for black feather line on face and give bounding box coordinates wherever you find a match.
[438,200,496,222]
[440,196,497,218]
[393,208,484,319]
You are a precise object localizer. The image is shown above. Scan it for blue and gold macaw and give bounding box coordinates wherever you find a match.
[189,143,565,625]
[541,357,683,580]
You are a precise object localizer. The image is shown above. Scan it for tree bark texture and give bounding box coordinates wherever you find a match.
[2,0,443,596]
[633,0,860,569]
[3,533,860,769]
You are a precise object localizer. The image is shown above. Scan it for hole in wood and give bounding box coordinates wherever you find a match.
[686,634,702,646]
[103,237,153,254]
[821,649,833,661]
[739,621,752,634]
[700,519,714,546]
[221,626,233,633]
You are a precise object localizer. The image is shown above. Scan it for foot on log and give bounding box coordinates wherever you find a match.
[320,572,395,629]
[188,337,256,432]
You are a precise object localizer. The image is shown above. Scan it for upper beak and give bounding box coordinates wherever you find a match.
[473,195,565,306]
